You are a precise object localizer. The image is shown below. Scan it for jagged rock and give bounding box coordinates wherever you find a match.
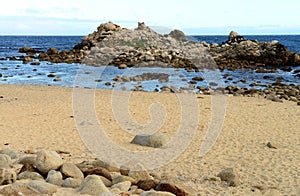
[131,134,168,148]
[28,180,58,194]
[0,168,17,185]
[18,171,44,180]
[61,162,84,180]
[46,170,63,186]
[78,175,110,195]
[227,31,246,44]
[36,150,63,175]
[217,168,240,186]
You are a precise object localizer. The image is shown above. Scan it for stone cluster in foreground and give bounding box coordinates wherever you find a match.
[0,148,240,195]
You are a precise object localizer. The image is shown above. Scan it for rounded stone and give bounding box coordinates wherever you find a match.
[36,150,63,175]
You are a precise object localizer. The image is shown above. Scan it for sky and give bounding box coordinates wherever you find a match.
[0,0,299,35]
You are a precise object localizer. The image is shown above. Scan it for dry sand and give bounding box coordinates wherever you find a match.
[0,84,299,195]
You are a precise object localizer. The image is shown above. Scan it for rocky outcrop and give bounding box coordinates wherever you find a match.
[83,22,208,71]
[208,31,300,70]
[18,22,300,71]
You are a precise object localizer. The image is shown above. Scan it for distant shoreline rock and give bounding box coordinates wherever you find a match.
[17,22,300,71]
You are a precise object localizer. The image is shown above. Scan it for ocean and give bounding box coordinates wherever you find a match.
[0,35,299,91]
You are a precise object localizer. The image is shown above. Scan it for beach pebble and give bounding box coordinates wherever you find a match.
[0,181,40,195]
[112,175,137,185]
[36,150,63,175]
[83,166,112,181]
[99,176,112,187]
[131,134,168,148]
[128,163,153,181]
[47,73,56,77]
[118,64,127,69]
[217,168,240,186]
[18,155,37,165]
[28,180,58,194]
[61,163,84,180]
[155,181,189,196]
[78,175,110,195]
[91,159,120,172]
[17,171,44,180]
[140,190,176,196]
[46,170,63,186]
[137,179,159,191]
[23,56,33,64]
[62,177,82,188]
[111,181,131,192]
[120,165,130,176]
[0,154,12,167]
[0,168,17,185]
[30,62,40,66]
[53,77,61,82]
[0,148,18,159]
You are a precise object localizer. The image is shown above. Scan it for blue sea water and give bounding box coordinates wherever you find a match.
[0,35,299,91]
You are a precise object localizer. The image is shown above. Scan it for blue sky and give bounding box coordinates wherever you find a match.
[0,0,300,35]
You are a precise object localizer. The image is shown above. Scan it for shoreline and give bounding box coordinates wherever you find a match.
[0,84,299,195]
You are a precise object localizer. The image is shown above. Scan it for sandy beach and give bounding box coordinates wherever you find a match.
[0,84,299,195]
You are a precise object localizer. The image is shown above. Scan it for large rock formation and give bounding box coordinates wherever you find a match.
[208,31,300,70]
[25,21,300,70]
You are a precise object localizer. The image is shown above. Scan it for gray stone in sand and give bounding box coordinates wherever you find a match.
[60,162,84,180]
[128,163,153,181]
[131,134,168,148]
[62,177,82,188]
[28,180,58,194]
[111,181,131,192]
[18,171,44,180]
[0,181,40,195]
[217,168,240,187]
[18,155,37,165]
[0,148,18,159]
[36,150,63,175]
[78,175,110,195]
[46,170,63,186]
[0,154,12,167]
